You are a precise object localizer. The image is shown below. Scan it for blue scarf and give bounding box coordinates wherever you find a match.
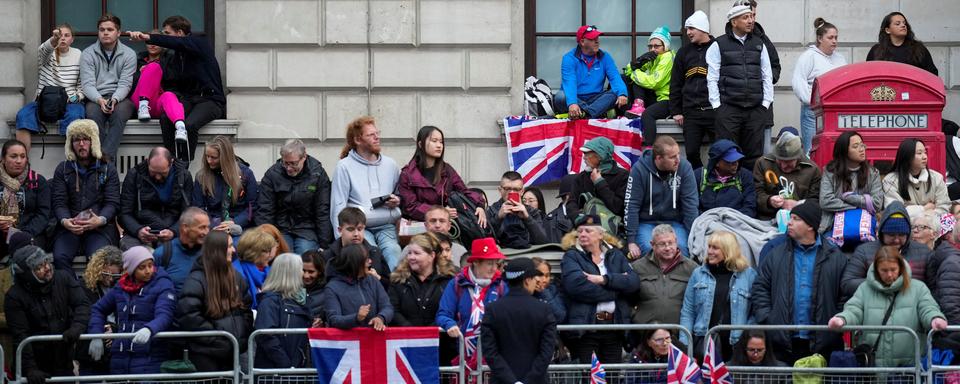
[233,259,270,309]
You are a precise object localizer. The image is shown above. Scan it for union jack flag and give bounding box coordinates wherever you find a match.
[701,336,733,384]
[667,343,703,384]
[590,352,606,384]
[503,117,643,186]
[309,327,439,384]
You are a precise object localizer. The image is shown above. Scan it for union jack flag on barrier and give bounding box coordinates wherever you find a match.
[667,343,703,384]
[503,117,643,186]
[701,336,733,384]
[309,327,439,384]
[590,352,606,384]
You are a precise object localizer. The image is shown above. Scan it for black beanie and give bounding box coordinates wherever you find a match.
[791,200,821,231]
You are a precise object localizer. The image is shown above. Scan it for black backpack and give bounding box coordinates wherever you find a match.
[447,191,494,250]
[36,86,67,123]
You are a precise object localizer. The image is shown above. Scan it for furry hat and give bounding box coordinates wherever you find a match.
[64,119,102,161]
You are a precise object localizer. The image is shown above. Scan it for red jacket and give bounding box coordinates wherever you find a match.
[397,157,483,221]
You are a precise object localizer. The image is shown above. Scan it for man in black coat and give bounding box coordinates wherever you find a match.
[119,146,193,250]
[670,11,715,170]
[5,246,90,384]
[128,15,226,162]
[255,139,333,253]
[51,119,121,270]
[481,257,557,384]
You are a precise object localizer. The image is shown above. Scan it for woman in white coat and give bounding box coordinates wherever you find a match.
[792,18,847,155]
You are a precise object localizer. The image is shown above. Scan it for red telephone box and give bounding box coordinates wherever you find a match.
[810,61,946,174]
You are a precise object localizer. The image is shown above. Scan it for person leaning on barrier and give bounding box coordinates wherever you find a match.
[176,231,253,372]
[829,245,947,367]
[481,257,557,384]
[5,245,89,384]
[679,231,757,360]
[626,327,677,382]
[561,214,640,365]
[324,244,394,331]
[87,246,176,375]
[752,200,847,364]
[51,120,120,271]
[729,330,788,375]
[77,245,122,375]
[253,252,313,369]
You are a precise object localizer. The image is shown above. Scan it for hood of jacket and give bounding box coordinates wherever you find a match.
[879,200,913,247]
[633,148,692,215]
[64,119,103,161]
[705,139,743,177]
[582,137,618,173]
[865,261,911,294]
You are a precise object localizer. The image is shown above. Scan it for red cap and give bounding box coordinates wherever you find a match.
[467,237,505,263]
[577,25,602,42]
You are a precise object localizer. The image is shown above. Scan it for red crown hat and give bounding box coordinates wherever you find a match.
[467,237,505,263]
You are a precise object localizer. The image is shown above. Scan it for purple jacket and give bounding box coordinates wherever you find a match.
[397,157,483,221]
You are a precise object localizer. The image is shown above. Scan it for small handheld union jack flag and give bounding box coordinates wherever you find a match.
[590,352,606,384]
[667,343,703,384]
[701,336,733,384]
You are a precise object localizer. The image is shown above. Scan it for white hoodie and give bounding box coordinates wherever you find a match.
[792,45,847,105]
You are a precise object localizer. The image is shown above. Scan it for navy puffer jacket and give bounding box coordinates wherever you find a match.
[253,291,312,368]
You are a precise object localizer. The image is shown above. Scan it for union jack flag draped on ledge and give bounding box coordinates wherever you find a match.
[701,336,733,384]
[667,342,703,384]
[590,352,607,384]
[309,327,439,384]
[503,117,644,186]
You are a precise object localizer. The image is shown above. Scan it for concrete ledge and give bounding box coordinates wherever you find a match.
[7,119,241,145]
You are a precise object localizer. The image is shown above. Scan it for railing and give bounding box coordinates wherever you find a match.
[707,324,923,383]
[245,327,466,384]
[927,326,960,383]
[15,331,240,383]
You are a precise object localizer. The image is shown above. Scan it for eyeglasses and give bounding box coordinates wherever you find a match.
[652,241,677,248]
[912,225,933,233]
[72,137,91,144]
[100,272,122,279]
[647,44,664,49]
[652,336,672,345]
[282,157,304,168]
[747,348,766,355]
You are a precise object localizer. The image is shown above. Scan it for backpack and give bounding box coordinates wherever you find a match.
[579,192,624,239]
[524,76,555,117]
[447,190,494,250]
[36,86,67,123]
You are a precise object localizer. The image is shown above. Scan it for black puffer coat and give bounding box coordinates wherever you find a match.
[388,272,453,326]
[255,156,333,248]
[175,257,254,356]
[119,159,193,235]
[5,268,90,378]
[51,160,120,240]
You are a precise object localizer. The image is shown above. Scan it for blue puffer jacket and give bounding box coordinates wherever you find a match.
[253,291,312,368]
[694,139,757,217]
[323,269,393,329]
[679,264,757,346]
[88,267,176,374]
[436,266,508,332]
[191,163,259,229]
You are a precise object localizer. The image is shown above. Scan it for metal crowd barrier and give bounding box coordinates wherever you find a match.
[927,326,960,383]
[15,330,240,383]
[246,327,466,384]
[474,323,693,383]
[707,324,923,383]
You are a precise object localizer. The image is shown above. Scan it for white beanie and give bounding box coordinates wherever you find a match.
[685,10,709,33]
[727,4,752,20]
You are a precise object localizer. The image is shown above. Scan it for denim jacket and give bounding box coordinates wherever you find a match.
[679,265,757,345]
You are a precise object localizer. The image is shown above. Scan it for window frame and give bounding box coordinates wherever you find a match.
[40,0,215,44]
[523,0,694,78]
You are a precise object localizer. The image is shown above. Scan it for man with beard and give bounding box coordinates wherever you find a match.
[119,146,193,249]
[51,119,121,270]
[5,245,90,384]
[330,116,402,270]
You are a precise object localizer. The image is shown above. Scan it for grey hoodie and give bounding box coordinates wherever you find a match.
[79,41,136,102]
[330,150,401,232]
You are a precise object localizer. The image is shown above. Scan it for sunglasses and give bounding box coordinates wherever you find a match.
[584,25,598,32]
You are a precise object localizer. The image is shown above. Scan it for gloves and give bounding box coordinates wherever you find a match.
[27,370,50,384]
[633,51,658,69]
[132,327,152,344]
[62,325,83,345]
[89,338,104,361]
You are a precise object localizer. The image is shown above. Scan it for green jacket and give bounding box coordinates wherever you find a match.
[836,264,944,367]
[625,50,674,102]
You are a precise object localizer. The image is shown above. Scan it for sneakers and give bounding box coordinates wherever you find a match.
[625,98,645,118]
[174,121,188,143]
[137,97,151,122]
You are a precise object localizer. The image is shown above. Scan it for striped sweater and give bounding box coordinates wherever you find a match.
[36,39,83,101]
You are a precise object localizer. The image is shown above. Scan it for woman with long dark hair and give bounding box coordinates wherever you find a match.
[324,244,393,330]
[522,187,546,212]
[866,12,938,75]
[883,138,949,214]
[301,249,326,321]
[396,126,486,225]
[729,330,788,384]
[819,131,883,243]
[192,135,258,234]
[176,231,253,371]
